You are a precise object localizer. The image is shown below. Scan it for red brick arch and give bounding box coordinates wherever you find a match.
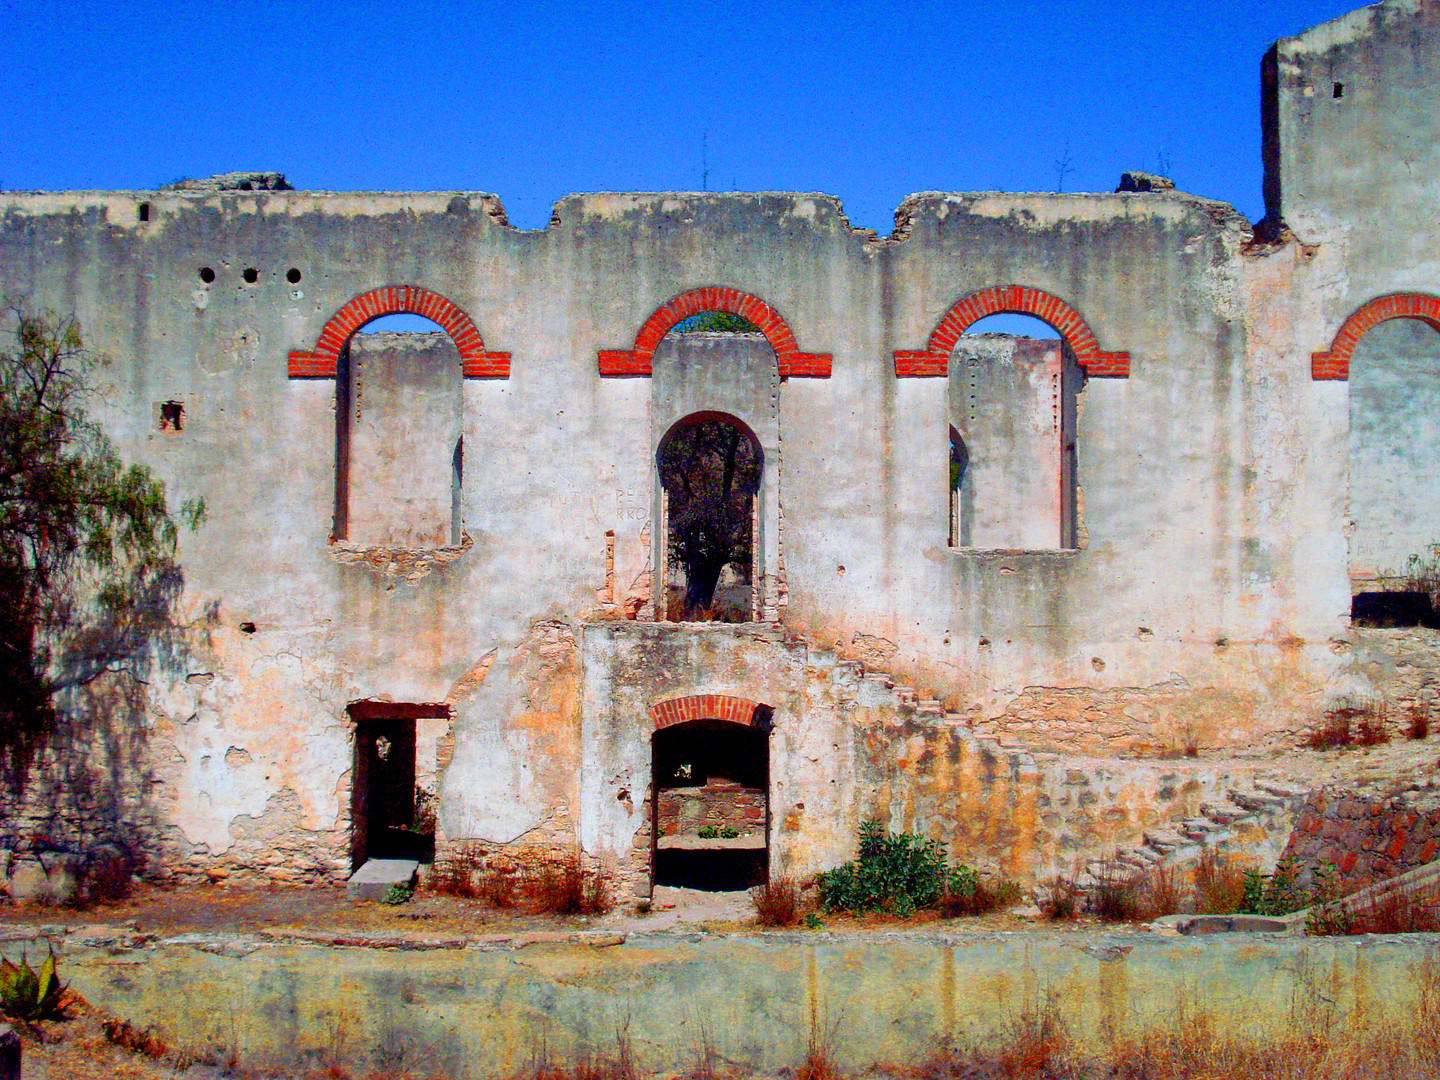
[648,694,770,731]
[893,285,1130,378]
[287,286,510,379]
[598,287,831,379]
[1311,293,1440,380]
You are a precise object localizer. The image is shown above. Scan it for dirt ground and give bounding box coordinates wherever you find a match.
[7,736,1437,1077]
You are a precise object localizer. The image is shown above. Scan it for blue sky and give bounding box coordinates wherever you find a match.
[1,0,1360,235]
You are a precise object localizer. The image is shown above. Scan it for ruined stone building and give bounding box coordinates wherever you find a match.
[0,0,1437,898]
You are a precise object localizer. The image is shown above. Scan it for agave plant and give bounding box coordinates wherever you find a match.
[0,950,66,1022]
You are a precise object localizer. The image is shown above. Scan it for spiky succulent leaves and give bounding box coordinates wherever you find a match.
[0,950,66,1021]
[36,949,63,1017]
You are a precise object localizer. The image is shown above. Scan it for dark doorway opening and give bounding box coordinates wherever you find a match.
[349,704,439,869]
[1352,590,1438,628]
[652,717,769,891]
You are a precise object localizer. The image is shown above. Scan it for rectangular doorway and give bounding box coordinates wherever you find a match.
[348,702,444,869]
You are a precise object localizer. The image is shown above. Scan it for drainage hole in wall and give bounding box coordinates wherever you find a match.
[242,268,259,284]
[286,267,302,284]
[239,622,256,634]
[198,267,215,284]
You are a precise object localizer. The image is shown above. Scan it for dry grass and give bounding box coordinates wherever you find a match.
[1406,703,1431,741]
[750,873,803,927]
[938,875,1022,919]
[1192,850,1247,915]
[1090,860,1182,923]
[1040,875,1080,921]
[427,842,518,907]
[528,852,612,916]
[1305,701,1391,749]
[1314,881,1440,936]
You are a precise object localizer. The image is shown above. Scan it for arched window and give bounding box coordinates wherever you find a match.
[341,315,463,547]
[1346,316,1440,626]
[657,413,763,621]
[288,286,507,549]
[947,314,1082,549]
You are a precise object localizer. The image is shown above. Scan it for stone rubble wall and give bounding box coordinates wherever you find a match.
[1280,787,1440,892]
[656,782,765,837]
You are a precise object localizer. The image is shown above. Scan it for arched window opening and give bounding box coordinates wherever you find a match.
[1347,317,1440,627]
[948,315,1083,550]
[657,414,763,621]
[652,718,768,891]
[336,313,464,547]
[950,427,970,547]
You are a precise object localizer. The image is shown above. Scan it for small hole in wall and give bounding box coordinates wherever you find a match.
[616,789,628,802]
[158,400,184,433]
[286,267,302,284]
[1333,82,1344,98]
[137,202,150,222]
[239,622,256,634]
[836,565,845,576]
[198,267,215,284]
[242,268,259,284]
[1091,656,1106,672]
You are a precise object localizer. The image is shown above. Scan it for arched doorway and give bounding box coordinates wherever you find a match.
[652,716,769,891]
[657,413,764,621]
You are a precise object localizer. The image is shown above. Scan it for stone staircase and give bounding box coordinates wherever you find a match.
[779,631,1045,773]
[775,627,1309,889]
[1077,779,1310,888]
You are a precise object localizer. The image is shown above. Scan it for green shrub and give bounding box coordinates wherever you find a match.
[1240,859,1340,917]
[382,882,414,905]
[818,820,981,915]
[0,950,65,1022]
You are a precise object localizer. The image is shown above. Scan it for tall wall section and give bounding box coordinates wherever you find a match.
[0,0,1434,886]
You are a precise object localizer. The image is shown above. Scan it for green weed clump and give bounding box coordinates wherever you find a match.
[817,820,1004,916]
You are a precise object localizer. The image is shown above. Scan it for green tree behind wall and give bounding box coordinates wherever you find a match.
[0,306,202,786]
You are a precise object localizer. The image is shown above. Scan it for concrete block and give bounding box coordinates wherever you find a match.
[346,859,418,902]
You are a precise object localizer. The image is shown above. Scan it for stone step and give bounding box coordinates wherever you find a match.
[1143,830,1187,852]
[1179,819,1224,842]
[1228,789,1284,813]
[346,859,418,903]
[1200,803,1255,826]
[1255,780,1309,800]
[862,672,895,688]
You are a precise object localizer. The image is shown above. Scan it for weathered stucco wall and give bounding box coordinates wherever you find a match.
[0,0,1436,888]
[7,926,1437,1076]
